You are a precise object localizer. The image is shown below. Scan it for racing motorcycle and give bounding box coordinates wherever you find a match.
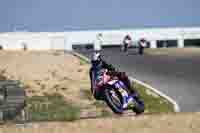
[89,67,145,114]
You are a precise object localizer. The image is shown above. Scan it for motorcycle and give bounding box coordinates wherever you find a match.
[89,67,145,114]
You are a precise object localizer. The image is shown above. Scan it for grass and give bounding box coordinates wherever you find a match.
[90,83,174,114]
[133,83,174,113]
[79,58,88,66]
[26,93,81,122]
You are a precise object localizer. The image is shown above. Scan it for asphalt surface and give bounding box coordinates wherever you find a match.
[75,47,200,112]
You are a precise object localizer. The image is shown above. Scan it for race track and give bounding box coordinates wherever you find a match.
[75,47,200,112]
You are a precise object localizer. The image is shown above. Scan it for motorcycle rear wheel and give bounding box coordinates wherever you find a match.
[90,69,102,100]
[132,98,145,115]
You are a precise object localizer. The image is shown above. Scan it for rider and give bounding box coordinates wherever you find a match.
[122,34,132,52]
[90,51,137,109]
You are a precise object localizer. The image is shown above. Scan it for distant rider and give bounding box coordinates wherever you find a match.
[122,35,132,52]
[138,38,147,55]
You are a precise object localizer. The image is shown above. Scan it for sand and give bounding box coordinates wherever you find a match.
[0,51,92,107]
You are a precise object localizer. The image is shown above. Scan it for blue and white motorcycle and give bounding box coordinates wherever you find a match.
[89,67,145,114]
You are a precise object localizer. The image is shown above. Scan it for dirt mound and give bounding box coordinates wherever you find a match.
[1,112,200,133]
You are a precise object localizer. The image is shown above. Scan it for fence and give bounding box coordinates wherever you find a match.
[0,27,200,51]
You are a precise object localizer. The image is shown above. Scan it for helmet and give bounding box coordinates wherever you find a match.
[91,52,102,66]
[125,34,131,40]
[140,38,146,42]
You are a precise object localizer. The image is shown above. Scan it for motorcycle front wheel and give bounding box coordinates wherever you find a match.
[104,87,124,114]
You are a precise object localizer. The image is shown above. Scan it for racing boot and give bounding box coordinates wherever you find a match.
[120,90,135,109]
[122,95,135,109]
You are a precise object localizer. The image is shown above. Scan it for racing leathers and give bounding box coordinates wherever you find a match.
[90,59,137,109]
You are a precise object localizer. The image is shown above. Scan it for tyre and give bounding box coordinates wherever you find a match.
[104,87,123,114]
[89,68,94,94]
[89,68,101,100]
[0,81,26,121]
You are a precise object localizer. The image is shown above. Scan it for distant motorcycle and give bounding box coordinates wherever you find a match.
[89,67,145,114]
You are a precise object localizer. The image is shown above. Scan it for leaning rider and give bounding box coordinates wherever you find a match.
[90,52,137,109]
